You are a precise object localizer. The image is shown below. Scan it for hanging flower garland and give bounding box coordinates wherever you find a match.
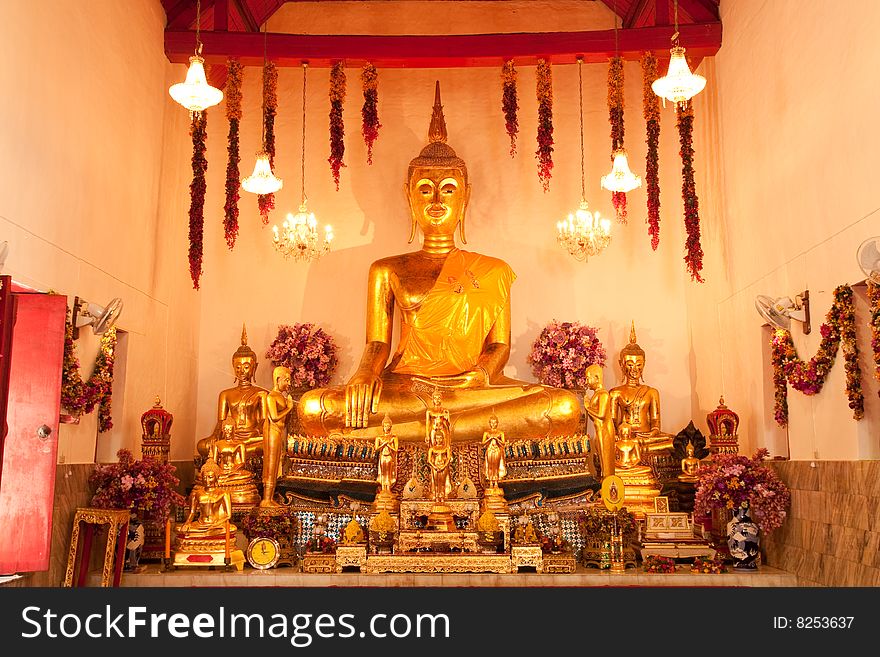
[535,59,553,192]
[223,58,243,250]
[607,55,627,223]
[188,110,207,290]
[770,285,864,426]
[641,52,661,250]
[258,61,278,224]
[677,100,704,282]
[868,280,880,392]
[361,63,380,165]
[502,60,519,157]
[60,314,117,433]
[329,61,346,190]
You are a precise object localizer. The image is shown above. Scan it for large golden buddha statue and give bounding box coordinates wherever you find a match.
[298,83,580,443]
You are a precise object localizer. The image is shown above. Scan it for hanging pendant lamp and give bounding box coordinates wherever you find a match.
[168,0,223,112]
[601,148,642,193]
[651,0,707,107]
[242,21,283,195]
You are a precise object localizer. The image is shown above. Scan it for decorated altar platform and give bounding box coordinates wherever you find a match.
[95,562,796,587]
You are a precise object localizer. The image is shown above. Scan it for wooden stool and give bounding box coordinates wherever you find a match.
[63,507,130,587]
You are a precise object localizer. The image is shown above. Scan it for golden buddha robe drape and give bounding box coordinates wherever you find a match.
[390,249,516,377]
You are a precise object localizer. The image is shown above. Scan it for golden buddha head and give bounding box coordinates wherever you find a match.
[382,413,393,433]
[619,322,646,382]
[585,363,604,390]
[488,414,499,430]
[201,457,221,488]
[431,386,443,408]
[406,81,471,244]
[232,324,258,383]
[273,365,291,393]
[686,440,695,456]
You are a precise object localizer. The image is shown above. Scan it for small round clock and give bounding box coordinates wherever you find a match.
[246,537,280,570]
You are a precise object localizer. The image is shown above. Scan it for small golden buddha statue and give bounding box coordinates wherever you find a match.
[208,422,260,505]
[678,441,701,483]
[297,82,580,444]
[481,414,507,488]
[262,365,295,507]
[512,516,539,544]
[179,459,236,538]
[427,418,453,504]
[584,363,615,479]
[197,325,269,459]
[373,413,400,513]
[607,323,674,513]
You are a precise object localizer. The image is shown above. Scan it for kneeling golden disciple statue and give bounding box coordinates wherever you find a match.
[298,83,580,443]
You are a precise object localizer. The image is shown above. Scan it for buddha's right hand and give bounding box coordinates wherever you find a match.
[345,372,383,428]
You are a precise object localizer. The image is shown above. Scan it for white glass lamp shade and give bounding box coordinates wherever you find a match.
[600,149,642,193]
[168,55,224,112]
[242,151,283,194]
[651,46,707,106]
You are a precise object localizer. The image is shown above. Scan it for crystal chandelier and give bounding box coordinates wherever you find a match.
[601,148,642,193]
[271,63,333,261]
[242,22,283,195]
[272,204,333,261]
[651,0,707,107]
[557,57,611,262]
[168,0,223,112]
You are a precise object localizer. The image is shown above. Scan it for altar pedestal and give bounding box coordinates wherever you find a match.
[511,545,543,573]
[335,546,368,572]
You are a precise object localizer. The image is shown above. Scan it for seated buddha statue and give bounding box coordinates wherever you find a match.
[178,459,236,539]
[298,82,580,443]
[197,326,269,459]
[208,421,260,505]
[608,323,674,463]
[678,441,701,483]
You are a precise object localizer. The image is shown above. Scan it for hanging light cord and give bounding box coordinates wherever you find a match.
[260,22,268,149]
[613,0,619,56]
[195,0,203,54]
[672,0,680,44]
[301,63,308,205]
[578,57,585,201]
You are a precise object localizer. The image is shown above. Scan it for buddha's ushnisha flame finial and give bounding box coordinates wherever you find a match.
[241,323,248,346]
[428,81,447,144]
[629,321,637,345]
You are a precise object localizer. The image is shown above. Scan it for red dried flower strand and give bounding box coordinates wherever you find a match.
[535,59,553,192]
[189,110,207,289]
[642,52,661,250]
[361,63,380,165]
[224,59,243,249]
[677,101,704,282]
[329,61,346,190]
[258,61,278,224]
[502,60,519,157]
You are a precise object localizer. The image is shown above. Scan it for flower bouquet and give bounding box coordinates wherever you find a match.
[643,555,676,573]
[89,449,185,524]
[693,448,790,536]
[305,535,337,554]
[265,323,338,389]
[691,554,727,574]
[528,320,606,389]
[577,507,637,542]
[240,507,298,543]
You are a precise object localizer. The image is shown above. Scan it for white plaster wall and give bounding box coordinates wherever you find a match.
[188,1,697,449]
[686,0,880,460]
[0,0,201,463]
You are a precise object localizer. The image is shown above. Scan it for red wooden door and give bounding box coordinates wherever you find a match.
[0,278,67,574]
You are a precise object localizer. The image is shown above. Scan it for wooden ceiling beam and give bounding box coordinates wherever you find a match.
[164,21,721,68]
[166,0,217,29]
[624,0,652,28]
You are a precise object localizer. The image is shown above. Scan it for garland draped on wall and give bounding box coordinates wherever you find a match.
[607,55,627,223]
[329,61,346,190]
[771,285,864,426]
[361,63,380,165]
[869,280,880,394]
[641,52,661,250]
[677,100,704,282]
[258,61,278,223]
[61,317,117,433]
[188,110,207,289]
[502,60,519,157]
[223,59,243,250]
[535,59,553,192]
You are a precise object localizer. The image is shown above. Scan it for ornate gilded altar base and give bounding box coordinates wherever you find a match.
[372,489,400,514]
[365,554,514,574]
[427,502,456,532]
[173,533,245,571]
[481,485,509,514]
[615,468,661,517]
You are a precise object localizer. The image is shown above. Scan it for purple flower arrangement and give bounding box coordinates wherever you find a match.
[528,321,606,389]
[265,323,339,389]
[89,449,185,524]
[693,448,790,536]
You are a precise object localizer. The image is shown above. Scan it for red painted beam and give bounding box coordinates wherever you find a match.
[165,22,721,68]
